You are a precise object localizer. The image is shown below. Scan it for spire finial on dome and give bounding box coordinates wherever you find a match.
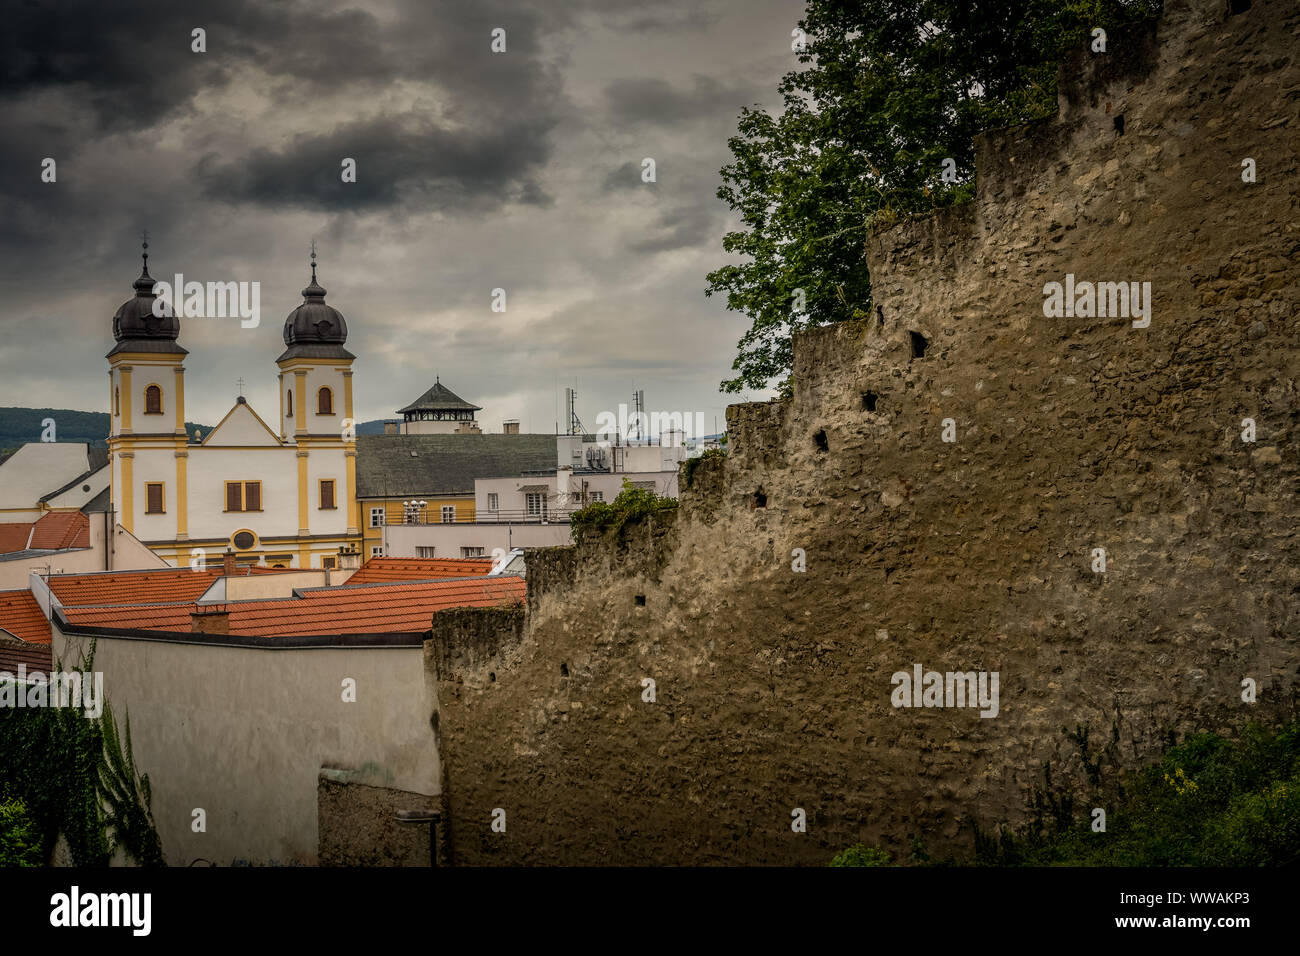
[300,239,327,301]
[140,229,150,277]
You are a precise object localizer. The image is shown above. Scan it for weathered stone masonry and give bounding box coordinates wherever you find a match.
[430,0,1299,865]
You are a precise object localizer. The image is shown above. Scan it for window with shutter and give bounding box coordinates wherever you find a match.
[146,483,164,514]
[320,480,336,509]
[226,482,242,512]
[244,482,261,511]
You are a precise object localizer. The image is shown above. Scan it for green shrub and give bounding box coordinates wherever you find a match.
[972,719,1300,867]
[0,796,44,866]
[570,479,676,543]
[830,844,892,867]
[833,718,1300,867]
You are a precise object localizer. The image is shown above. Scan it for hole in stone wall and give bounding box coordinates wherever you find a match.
[560,662,569,677]
[876,305,885,326]
[1228,0,1251,14]
[813,428,829,452]
[753,488,767,509]
[862,392,879,412]
[635,594,646,607]
[489,672,496,682]
[909,331,929,359]
[1113,114,1125,135]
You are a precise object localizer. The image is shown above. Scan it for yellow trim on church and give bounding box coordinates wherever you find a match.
[119,452,134,533]
[174,367,186,435]
[175,449,189,538]
[120,367,133,432]
[297,450,310,533]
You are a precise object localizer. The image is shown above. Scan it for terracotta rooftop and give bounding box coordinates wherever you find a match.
[0,512,92,555]
[29,512,90,550]
[60,575,525,638]
[0,641,53,675]
[0,589,52,644]
[346,556,496,584]
[48,565,295,608]
[0,523,31,554]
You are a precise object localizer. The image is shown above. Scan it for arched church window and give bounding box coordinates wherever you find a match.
[114,388,120,417]
[287,389,293,417]
[317,387,333,415]
[144,384,163,415]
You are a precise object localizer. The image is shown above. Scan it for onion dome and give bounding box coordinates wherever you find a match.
[108,237,186,357]
[278,248,354,362]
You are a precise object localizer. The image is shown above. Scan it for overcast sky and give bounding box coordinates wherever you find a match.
[0,0,803,435]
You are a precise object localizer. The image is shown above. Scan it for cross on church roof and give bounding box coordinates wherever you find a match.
[236,377,246,396]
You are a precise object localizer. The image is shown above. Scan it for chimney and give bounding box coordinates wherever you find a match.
[191,605,230,634]
[338,545,362,571]
[222,550,237,576]
[385,421,399,435]
[503,420,520,435]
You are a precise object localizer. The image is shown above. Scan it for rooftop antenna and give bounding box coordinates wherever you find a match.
[632,389,645,442]
[565,387,585,436]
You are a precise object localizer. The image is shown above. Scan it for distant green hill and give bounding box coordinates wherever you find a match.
[0,407,209,457]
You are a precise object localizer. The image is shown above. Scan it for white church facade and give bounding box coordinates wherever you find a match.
[107,246,361,568]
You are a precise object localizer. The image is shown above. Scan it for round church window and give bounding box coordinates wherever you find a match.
[232,531,256,551]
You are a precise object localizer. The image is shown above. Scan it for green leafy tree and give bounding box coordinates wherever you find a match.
[707,0,1161,392]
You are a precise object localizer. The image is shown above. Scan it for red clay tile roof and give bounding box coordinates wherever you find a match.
[60,575,525,638]
[0,641,53,675]
[48,565,295,607]
[0,522,33,554]
[0,589,52,644]
[29,512,90,550]
[346,556,495,584]
[0,513,92,554]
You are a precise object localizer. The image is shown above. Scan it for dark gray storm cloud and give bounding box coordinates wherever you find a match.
[0,0,802,432]
[197,112,558,212]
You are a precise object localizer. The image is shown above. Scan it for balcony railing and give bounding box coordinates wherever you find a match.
[381,506,587,527]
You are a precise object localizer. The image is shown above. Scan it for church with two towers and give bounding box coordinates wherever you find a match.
[106,247,361,569]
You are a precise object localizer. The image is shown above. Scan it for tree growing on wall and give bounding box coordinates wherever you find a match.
[706,0,1162,393]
